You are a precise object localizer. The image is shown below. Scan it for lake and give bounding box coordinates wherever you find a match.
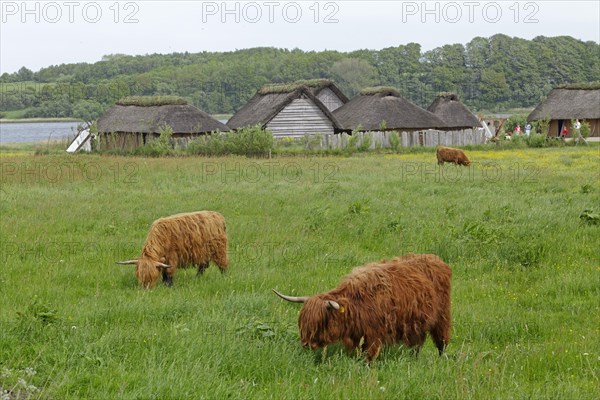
[0,120,231,145]
[0,121,81,144]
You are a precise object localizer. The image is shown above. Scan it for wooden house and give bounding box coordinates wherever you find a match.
[96,96,228,150]
[527,84,600,137]
[227,82,343,137]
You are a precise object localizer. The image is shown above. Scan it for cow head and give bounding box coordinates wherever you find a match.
[273,289,346,350]
[116,258,171,289]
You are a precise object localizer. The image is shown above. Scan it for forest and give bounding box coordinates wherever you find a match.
[1,34,598,120]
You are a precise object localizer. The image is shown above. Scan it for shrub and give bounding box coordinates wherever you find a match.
[137,124,174,157]
[232,126,274,157]
[503,114,528,135]
[525,133,547,148]
[533,115,550,138]
[579,120,591,138]
[358,132,372,152]
[389,131,400,152]
[187,126,273,157]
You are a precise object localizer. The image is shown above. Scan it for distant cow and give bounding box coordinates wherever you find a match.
[274,254,452,361]
[117,211,228,288]
[436,146,471,166]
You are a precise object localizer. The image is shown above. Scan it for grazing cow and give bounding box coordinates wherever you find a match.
[436,146,471,166]
[274,254,452,361]
[117,211,228,288]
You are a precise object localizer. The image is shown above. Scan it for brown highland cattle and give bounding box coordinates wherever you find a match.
[436,146,471,166]
[117,211,228,288]
[274,254,452,361]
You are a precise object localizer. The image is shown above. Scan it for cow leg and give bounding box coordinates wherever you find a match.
[197,262,209,276]
[431,324,449,355]
[408,332,427,358]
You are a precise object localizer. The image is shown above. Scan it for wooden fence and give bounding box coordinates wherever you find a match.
[105,128,486,151]
[305,128,486,150]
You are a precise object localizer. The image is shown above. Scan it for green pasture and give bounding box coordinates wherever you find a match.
[0,147,598,399]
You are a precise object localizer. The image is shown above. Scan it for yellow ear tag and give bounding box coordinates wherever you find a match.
[339,306,345,313]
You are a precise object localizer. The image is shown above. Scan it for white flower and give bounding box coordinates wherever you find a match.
[27,384,39,392]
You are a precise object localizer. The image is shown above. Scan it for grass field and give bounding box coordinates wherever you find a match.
[0,147,598,399]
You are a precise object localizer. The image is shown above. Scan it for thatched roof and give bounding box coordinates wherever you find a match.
[427,93,480,128]
[97,99,229,134]
[116,96,189,106]
[359,87,401,97]
[528,86,600,121]
[227,85,341,129]
[258,79,349,102]
[332,88,448,131]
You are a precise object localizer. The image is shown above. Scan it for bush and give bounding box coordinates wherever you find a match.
[136,124,175,157]
[358,132,372,152]
[389,131,400,152]
[503,114,528,135]
[525,133,547,148]
[187,126,273,157]
[579,120,591,138]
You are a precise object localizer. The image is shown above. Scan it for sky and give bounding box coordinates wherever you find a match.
[1,0,599,73]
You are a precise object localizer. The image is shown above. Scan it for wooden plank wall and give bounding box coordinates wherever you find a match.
[266,98,335,137]
[316,88,345,112]
[324,129,486,150]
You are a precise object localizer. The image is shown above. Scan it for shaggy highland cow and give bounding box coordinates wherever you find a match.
[436,146,471,166]
[117,211,228,288]
[274,254,452,361]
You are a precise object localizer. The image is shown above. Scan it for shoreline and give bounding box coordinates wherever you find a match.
[0,118,83,124]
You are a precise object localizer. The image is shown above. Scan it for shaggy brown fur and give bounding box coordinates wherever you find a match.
[391,253,452,354]
[285,255,452,362]
[436,146,471,166]
[125,211,228,288]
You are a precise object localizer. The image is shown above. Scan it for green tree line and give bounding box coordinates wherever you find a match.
[1,34,598,120]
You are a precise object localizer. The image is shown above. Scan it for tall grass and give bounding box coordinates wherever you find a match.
[0,147,598,399]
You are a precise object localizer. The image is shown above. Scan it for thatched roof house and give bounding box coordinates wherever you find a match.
[427,93,480,129]
[96,96,228,150]
[227,82,342,137]
[257,79,349,111]
[527,84,600,137]
[332,87,448,132]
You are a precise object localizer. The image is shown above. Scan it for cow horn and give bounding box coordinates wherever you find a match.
[115,260,138,265]
[326,300,340,310]
[156,262,172,269]
[272,289,308,303]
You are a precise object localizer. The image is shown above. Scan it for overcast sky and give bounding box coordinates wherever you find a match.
[1,0,599,73]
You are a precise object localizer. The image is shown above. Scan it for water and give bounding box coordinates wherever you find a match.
[0,122,81,144]
[0,120,231,144]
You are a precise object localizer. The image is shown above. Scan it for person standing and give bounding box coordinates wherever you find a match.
[561,125,568,138]
[513,123,522,135]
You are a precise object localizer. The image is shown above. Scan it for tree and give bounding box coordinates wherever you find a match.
[17,67,34,81]
[330,58,378,97]
[72,100,105,124]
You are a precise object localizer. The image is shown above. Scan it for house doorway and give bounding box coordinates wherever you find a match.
[557,119,565,137]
